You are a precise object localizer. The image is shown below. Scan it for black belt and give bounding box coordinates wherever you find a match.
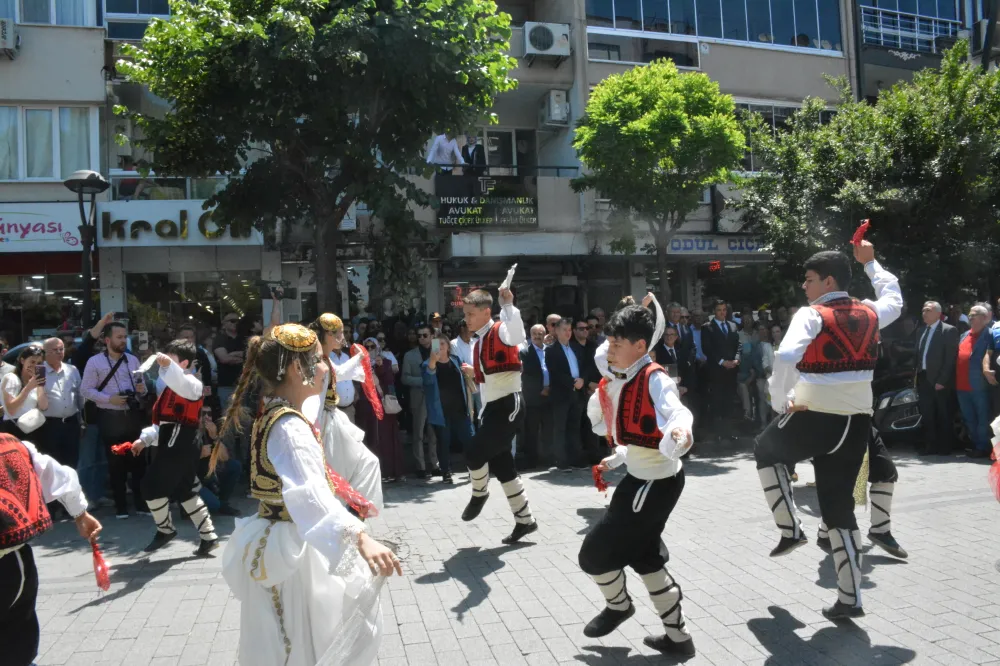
[49,414,79,423]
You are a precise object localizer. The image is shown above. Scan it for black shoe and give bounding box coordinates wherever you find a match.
[816,536,832,554]
[196,538,220,557]
[501,521,538,545]
[967,448,989,459]
[430,467,443,477]
[583,605,635,638]
[216,504,242,517]
[868,531,908,559]
[822,601,865,620]
[144,530,177,553]
[461,494,489,521]
[415,470,428,480]
[643,634,696,658]
[442,473,454,484]
[770,535,808,557]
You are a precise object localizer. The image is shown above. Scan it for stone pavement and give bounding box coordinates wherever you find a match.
[31,442,1000,666]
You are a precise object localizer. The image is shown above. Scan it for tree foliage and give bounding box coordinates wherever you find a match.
[118,0,516,312]
[572,59,746,303]
[739,42,1000,306]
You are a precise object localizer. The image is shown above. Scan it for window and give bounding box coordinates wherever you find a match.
[589,41,623,59]
[0,106,96,181]
[14,0,90,25]
[736,102,834,171]
[105,0,170,15]
[586,0,843,50]
[588,33,700,67]
[104,0,170,40]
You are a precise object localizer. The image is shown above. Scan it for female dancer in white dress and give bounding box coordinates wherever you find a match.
[306,313,383,513]
[211,323,401,666]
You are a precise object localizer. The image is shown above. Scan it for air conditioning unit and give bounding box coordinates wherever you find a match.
[523,22,570,65]
[538,90,570,128]
[0,19,20,60]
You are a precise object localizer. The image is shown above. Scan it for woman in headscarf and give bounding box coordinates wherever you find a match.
[356,338,403,482]
[212,324,401,666]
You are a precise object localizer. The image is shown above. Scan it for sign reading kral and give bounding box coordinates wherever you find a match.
[97,200,263,247]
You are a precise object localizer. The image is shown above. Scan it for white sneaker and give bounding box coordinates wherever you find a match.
[116,514,129,520]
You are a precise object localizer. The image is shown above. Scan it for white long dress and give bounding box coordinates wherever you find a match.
[222,411,383,666]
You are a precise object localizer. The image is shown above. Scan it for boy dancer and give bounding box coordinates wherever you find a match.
[132,340,219,555]
[580,304,695,657]
[755,241,902,619]
[0,433,101,666]
[460,287,538,545]
[817,425,907,558]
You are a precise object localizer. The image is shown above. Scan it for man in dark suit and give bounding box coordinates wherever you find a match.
[546,318,585,470]
[462,135,486,177]
[701,299,742,438]
[519,324,550,469]
[915,301,959,455]
[571,317,602,464]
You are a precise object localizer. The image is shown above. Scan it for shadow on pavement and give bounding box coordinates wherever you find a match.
[747,605,916,665]
[576,507,604,535]
[574,644,693,664]
[68,554,202,612]
[412,543,531,621]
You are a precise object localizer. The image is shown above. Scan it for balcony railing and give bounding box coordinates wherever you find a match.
[428,164,580,177]
[860,6,961,54]
[109,173,228,201]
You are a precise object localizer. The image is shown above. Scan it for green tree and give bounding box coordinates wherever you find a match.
[572,60,746,303]
[118,0,516,312]
[739,42,1000,306]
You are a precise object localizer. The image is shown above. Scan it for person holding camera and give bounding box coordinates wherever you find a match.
[1,345,49,440]
[195,406,242,516]
[81,321,149,519]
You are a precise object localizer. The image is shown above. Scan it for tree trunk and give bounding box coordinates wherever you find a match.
[655,239,672,306]
[313,208,343,316]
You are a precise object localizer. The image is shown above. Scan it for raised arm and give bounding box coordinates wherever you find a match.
[855,242,902,329]
[496,289,525,347]
[157,355,203,401]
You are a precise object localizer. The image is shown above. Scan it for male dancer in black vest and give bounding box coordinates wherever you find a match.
[460,287,538,544]
[580,303,695,657]
[755,240,902,619]
[0,433,101,666]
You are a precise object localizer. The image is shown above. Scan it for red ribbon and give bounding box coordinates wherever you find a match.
[351,344,384,421]
[989,447,1000,503]
[592,465,610,495]
[110,442,133,456]
[851,219,871,246]
[308,422,379,519]
[597,378,614,445]
[91,541,110,591]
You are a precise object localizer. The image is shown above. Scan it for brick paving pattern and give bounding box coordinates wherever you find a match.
[31,443,1000,665]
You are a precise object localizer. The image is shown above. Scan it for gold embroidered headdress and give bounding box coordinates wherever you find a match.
[270,323,318,383]
[318,313,343,334]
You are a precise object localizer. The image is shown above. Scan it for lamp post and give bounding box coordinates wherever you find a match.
[63,170,110,329]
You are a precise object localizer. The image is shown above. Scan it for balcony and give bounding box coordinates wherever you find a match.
[108,173,227,201]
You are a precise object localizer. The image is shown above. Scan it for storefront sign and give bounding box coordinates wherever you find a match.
[97,200,263,247]
[0,204,83,252]
[435,174,538,229]
[666,235,763,255]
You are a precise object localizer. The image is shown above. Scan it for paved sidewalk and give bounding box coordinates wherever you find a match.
[32,443,1000,665]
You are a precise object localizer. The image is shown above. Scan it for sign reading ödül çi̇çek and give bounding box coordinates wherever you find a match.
[96,200,263,247]
[435,174,538,229]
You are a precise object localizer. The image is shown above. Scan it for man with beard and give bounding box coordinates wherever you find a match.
[213,313,246,412]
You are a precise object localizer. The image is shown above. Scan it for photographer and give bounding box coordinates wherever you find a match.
[1,345,48,439]
[81,321,149,519]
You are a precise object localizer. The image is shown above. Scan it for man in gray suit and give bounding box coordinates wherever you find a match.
[915,301,959,455]
[401,324,439,478]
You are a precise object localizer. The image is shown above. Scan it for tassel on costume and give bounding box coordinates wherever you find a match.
[853,449,870,508]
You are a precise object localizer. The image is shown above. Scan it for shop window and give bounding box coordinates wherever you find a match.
[0,106,96,181]
[0,274,92,346]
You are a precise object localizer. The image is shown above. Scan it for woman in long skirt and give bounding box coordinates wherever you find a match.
[357,338,403,482]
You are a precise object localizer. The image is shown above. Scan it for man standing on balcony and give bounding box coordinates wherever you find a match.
[426,132,465,175]
[462,134,486,177]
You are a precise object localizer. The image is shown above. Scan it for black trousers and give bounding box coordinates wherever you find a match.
[37,416,81,468]
[707,366,738,426]
[868,426,898,484]
[756,411,871,531]
[467,393,523,483]
[579,471,685,576]
[917,375,954,454]
[98,409,148,515]
[550,394,583,467]
[519,399,550,467]
[141,424,201,503]
[0,545,40,666]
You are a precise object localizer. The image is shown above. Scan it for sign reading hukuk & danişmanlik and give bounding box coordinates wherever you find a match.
[435,174,538,229]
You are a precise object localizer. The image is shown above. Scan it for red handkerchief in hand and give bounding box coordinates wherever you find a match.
[851,219,871,246]
[91,541,110,591]
[325,463,379,519]
[110,442,132,456]
[592,465,610,495]
[989,447,1000,502]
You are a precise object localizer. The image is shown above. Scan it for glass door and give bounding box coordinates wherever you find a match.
[486,130,515,176]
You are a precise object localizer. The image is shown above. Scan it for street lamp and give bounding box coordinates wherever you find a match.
[63,170,110,329]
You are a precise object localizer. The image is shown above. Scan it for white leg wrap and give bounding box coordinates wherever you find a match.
[641,568,690,642]
[591,570,631,611]
[469,464,490,497]
[830,528,863,607]
[181,494,217,541]
[869,482,893,535]
[758,465,801,539]
[501,477,534,525]
[148,497,174,534]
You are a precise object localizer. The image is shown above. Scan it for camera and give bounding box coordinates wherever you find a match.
[120,390,143,412]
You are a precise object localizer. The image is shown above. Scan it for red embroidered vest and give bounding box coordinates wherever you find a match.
[152,387,204,427]
[796,298,879,374]
[0,434,53,548]
[474,322,522,383]
[615,363,665,449]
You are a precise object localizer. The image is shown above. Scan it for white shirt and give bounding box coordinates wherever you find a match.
[41,362,82,419]
[451,336,474,366]
[140,360,204,447]
[331,350,366,406]
[1,373,39,421]
[471,304,526,405]
[425,134,465,166]
[769,260,903,415]
[918,321,940,371]
[586,355,694,481]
